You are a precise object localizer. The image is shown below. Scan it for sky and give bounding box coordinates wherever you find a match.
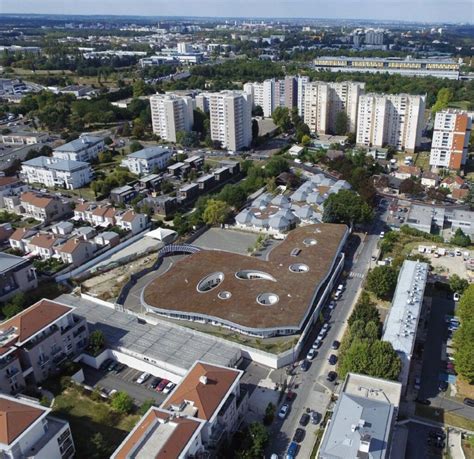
[0,0,473,23]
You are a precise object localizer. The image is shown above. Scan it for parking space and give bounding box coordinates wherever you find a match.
[405,421,445,459]
[82,364,169,405]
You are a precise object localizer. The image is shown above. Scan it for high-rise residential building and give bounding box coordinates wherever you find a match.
[429,109,473,170]
[303,81,365,134]
[297,75,310,118]
[150,94,194,142]
[243,79,274,117]
[356,93,426,153]
[207,90,252,151]
[365,29,385,45]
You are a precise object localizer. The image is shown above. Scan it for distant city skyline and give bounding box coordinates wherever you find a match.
[1,0,473,24]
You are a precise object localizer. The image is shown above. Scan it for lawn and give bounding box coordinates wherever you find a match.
[463,436,474,459]
[53,386,139,458]
[415,404,474,431]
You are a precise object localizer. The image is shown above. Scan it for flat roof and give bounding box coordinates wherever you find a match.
[0,253,28,274]
[142,223,347,331]
[54,135,103,153]
[58,294,241,373]
[128,147,171,160]
[112,407,204,459]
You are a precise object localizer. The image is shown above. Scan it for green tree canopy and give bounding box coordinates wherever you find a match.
[202,199,230,225]
[451,228,471,247]
[335,111,349,135]
[129,140,143,153]
[449,274,469,295]
[454,319,474,383]
[348,292,380,327]
[218,184,247,208]
[366,266,398,300]
[272,106,291,132]
[457,285,474,323]
[322,189,373,225]
[111,391,134,414]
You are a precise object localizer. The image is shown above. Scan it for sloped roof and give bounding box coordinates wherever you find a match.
[20,192,53,209]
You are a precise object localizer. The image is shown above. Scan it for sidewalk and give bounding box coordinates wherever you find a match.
[448,430,465,459]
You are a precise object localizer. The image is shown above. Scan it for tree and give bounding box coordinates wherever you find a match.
[218,184,247,208]
[90,433,111,459]
[451,228,471,247]
[348,292,380,327]
[366,266,398,300]
[449,274,469,295]
[252,105,264,117]
[129,141,143,153]
[88,330,105,355]
[247,422,269,458]
[265,156,289,177]
[454,319,474,383]
[295,122,310,143]
[98,151,113,163]
[139,399,155,416]
[202,199,230,225]
[301,134,311,146]
[251,119,259,144]
[322,189,373,225]
[457,285,474,323]
[335,111,349,135]
[2,293,25,318]
[111,391,134,414]
[263,402,275,426]
[399,178,423,195]
[431,87,454,114]
[272,106,291,132]
[176,130,199,147]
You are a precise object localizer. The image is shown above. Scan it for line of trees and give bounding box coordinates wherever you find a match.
[453,285,474,383]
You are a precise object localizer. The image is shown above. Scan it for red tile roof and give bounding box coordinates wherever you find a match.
[20,192,53,209]
[0,176,19,188]
[119,210,138,223]
[57,238,88,254]
[9,228,28,242]
[452,188,469,200]
[28,233,59,249]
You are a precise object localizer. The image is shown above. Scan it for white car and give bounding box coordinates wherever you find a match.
[379,231,385,238]
[336,284,344,292]
[278,403,289,419]
[162,382,175,394]
[136,372,150,384]
[322,322,330,332]
[453,292,460,302]
[334,290,342,300]
[328,301,336,310]
[312,338,322,349]
[307,348,317,360]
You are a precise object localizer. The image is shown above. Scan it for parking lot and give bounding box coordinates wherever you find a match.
[82,364,169,405]
[405,421,446,459]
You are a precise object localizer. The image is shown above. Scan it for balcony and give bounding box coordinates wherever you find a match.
[73,325,86,338]
[37,356,50,367]
[0,354,17,371]
[60,315,84,335]
[25,325,59,350]
[53,352,67,365]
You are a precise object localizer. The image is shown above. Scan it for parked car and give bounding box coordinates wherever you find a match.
[328,301,336,310]
[327,371,337,382]
[415,398,431,406]
[136,372,150,385]
[278,403,289,419]
[299,413,310,426]
[321,322,330,333]
[107,360,117,372]
[311,411,320,424]
[300,360,310,372]
[292,428,305,443]
[380,231,385,238]
[287,441,298,459]
[331,340,340,350]
[317,330,326,340]
[429,430,446,440]
[163,382,175,394]
[463,398,474,407]
[328,354,338,365]
[307,348,317,360]
[149,377,162,389]
[336,284,344,292]
[414,377,421,390]
[286,391,296,402]
[312,338,322,349]
[100,358,113,371]
[334,290,342,300]
[438,381,448,392]
[157,379,169,392]
[113,363,126,374]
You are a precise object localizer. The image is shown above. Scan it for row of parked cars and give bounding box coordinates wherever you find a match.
[137,372,176,395]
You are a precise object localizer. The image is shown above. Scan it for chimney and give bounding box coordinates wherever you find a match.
[199,375,208,385]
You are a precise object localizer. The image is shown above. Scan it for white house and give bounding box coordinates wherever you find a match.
[121,146,173,175]
[52,134,105,162]
[21,156,93,190]
[116,210,148,234]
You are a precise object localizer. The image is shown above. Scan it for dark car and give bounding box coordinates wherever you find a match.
[149,377,162,389]
[332,340,340,350]
[327,371,337,382]
[100,358,113,371]
[157,379,169,392]
[429,430,446,440]
[311,411,320,424]
[300,360,310,372]
[114,363,126,374]
[299,413,310,426]
[293,428,305,443]
[328,354,338,365]
[107,360,118,372]
[464,398,474,407]
[416,398,431,406]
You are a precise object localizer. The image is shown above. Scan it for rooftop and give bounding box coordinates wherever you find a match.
[20,191,54,208]
[142,223,347,332]
[112,407,204,459]
[22,156,90,172]
[128,146,171,160]
[54,135,103,153]
[0,253,29,274]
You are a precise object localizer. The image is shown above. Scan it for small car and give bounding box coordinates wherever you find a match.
[292,428,305,443]
[438,381,448,392]
[331,340,340,350]
[149,377,162,390]
[100,358,113,371]
[328,354,338,365]
[107,360,117,372]
[321,322,330,333]
[327,371,337,382]
[157,379,170,391]
[163,381,175,394]
[312,338,322,349]
[328,301,336,310]
[311,411,320,424]
[380,231,385,238]
[113,363,126,374]
[416,398,431,406]
[299,413,310,426]
[307,348,317,360]
[334,290,342,300]
[463,398,474,407]
[300,360,310,372]
[278,403,289,419]
[453,292,460,302]
[136,372,150,385]
[287,441,298,459]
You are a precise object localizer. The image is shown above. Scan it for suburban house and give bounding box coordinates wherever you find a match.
[72,226,97,241]
[0,299,89,392]
[52,134,105,162]
[138,174,162,191]
[9,228,38,253]
[451,188,469,202]
[26,233,65,259]
[20,156,93,190]
[115,210,148,234]
[121,146,173,175]
[421,171,440,188]
[393,165,421,180]
[0,253,37,302]
[140,195,177,217]
[0,223,14,243]
[51,221,74,236]
[55,238,95,267]
[94,231,120,248]
[5,192,72,223]
[0,175,28,208]
[110,185,138,205]
[0,394,75,459]
[90,206,117,227]
[441,175,465,192]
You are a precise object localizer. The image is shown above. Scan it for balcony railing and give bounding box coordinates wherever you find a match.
[25,325,59,350]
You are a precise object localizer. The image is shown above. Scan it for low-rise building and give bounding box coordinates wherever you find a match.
[406,205,445,234]
[9,228,37,253]
[55,238,95,267]
[52,134,105,162]
[450,209,474,239]
[21,157,93,190]
[178,183,200,202]
[109,185,138,205]
[94,231,120,248]
[0,253,37,302]
[138,174,162,191]
[121,146,173,175]
[421,171,440,188]
[141,195,178,217]
[0,298,89,392]
[51,221,74,236]
[441,175,465,192]
[26,233,64,259]
[1,132,47,146]
[14,192,71,223]
[116,210,148,234]
[393,165,421,180]
[0,394,75,458]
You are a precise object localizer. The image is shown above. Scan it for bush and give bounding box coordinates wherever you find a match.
[451,228,471,247]
[366,265,398,300]
[111,391,134,414]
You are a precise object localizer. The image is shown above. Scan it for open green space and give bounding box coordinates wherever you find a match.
[415,404,474,431]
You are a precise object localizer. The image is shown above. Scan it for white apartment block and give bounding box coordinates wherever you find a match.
[429,109,473,170]
[150,93,195,142]
[207,91,252,151]
[297,75,310,118]
[243,79,274,117]
[303,81,365,134]
[20,156,93,190]
[356,93,426,153]
[121,146,173,175]
[52,134,105,162]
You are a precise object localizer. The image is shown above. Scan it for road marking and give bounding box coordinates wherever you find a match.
[349,271,365,279]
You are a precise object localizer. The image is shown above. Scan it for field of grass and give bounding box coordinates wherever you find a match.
[53,386,139,458]
[463,436,474,459]
[415,404,474,431]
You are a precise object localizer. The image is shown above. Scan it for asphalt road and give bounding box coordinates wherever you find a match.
[266,206,388,457]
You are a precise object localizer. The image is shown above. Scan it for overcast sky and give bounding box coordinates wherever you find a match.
[1,0,472,23]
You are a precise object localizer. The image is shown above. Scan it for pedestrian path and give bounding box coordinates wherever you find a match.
[348,271,365,279]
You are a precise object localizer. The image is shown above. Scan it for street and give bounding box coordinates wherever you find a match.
[265,204,388,457]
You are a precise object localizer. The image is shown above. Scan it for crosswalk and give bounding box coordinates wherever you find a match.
[348,271,365,279]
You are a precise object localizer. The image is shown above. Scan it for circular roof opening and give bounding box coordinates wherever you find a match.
[256,292,279,306]
[235,270,276,282]
[218,291,232,300]
[197,272,224,293]
[289,263,309,273]
[303,238,317,246]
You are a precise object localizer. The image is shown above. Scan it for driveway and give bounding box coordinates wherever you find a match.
[405,421,445,459]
